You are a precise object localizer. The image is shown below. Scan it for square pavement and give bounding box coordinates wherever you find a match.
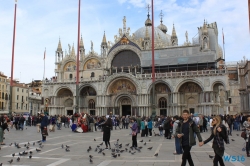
[0,126,249,166]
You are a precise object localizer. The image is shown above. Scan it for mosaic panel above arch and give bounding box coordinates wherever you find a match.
[63,62,76,72]
[83,58,101,70]
[108,79,136,95]
[151,83,171,94]
[178,82,202,93]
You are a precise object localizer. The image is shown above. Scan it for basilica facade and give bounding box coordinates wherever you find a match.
[41,14,232,117]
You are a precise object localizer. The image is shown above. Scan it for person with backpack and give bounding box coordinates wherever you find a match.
[172,115,183,155]
[199,115,229,166]
[175,110,203,166]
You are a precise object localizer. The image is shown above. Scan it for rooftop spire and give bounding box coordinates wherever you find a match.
[202,19,208,35]
[57,38,62,51]
[145,4,152,26]
[80,34,84,48]
[160,10,163,24]
[157,10,167,33]
[71,43,75,56]
[102,31,107,43]
[172,24,177,36]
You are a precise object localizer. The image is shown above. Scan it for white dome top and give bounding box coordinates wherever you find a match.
[134,26,171,46]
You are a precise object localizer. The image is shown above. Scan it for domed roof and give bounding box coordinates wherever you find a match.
[157,23,167,34]
[134,26,171,46]
[145,18,152,26]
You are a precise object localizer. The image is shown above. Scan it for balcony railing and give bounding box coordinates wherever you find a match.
[136,69,226,79]
[44,69,226,84]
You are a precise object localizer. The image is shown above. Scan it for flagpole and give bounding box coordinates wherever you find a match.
[43,47,46,81]
[222,28,226,60]
[10,0,18,115]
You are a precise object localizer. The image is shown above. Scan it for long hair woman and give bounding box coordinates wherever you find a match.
[200,116,229,166]
[102,117,112,149]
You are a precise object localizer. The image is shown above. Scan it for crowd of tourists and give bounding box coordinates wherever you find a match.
[0,111,250,166]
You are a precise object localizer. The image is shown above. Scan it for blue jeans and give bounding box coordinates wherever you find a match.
[160,130,163,136]
[175,137,183,154]
[19,123,24,130]
[236,122,240,131]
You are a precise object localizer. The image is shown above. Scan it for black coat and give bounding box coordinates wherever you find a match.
[103,125,111,142]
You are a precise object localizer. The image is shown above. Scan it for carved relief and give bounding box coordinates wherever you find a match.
[154,83,171,94]
[109,79,136,95]
[84,58,101,70]
[64,98,73,107]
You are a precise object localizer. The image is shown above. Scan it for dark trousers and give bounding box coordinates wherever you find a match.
[141,130,145,137]
[199,126,203,133]
[165,129,170,138]
[148,129,152,136]
[122,122,125,129]
[145,126,148,137]
[246,137,250,155]
[213,152,225,166]
[125,123,129,129]
[105,140,110,148]
[41,126,46,141]
[132,133,137,147]
[181,146,194,166]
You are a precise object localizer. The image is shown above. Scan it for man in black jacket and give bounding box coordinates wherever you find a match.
[40,113,48,142]
[19,115,25,131]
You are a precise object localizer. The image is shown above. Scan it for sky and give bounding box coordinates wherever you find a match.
[0,0,249,83]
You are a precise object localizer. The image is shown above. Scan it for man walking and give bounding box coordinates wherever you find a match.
[40,113,48,142]
[172,115,182,155]
[175,110,203,166]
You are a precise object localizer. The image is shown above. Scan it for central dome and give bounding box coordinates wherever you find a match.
[134,26,171,46]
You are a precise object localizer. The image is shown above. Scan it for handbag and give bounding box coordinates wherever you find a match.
[241,131,246,139]
[42,127,49,136]
[132,131,137,136]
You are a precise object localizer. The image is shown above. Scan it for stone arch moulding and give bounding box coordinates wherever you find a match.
[174,78,204,93]
[147,80,173,94]
[54,86,74,96]
[211,80,227,91]
[103,73,141,95]
[113,93,137,107]
[107,45,142,69]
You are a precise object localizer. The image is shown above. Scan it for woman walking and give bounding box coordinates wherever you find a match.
[102,117,112,149]
[131,118,138,148]
[243,115,250,157]
[199,116,229,166]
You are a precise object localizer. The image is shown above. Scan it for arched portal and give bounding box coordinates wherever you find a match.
[56,88,73,115]
[178,82,202,114]
[79,86,97,114]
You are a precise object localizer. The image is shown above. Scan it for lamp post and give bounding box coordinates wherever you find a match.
[10,0,18,115]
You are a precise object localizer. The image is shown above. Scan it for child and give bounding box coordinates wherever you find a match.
[159,125,163,136]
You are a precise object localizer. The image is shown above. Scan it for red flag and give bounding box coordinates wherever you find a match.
[43,48,46,60]
[222,28,225,44]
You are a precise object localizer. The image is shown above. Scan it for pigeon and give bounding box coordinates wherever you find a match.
[94,139,96,141]
[28,142,30,146]
[26,146,30,149]
[89,146,92,150]
[117,139,119,142]
[8,159,13,164]
[17,157,20,161]
[209,155,214,159]
[231,139,235,141]
[125,148,128,151]
[138,146,142,149]
[17,145,21,149]
[33,142,35,146]
[30,151,33,154]
[131,151,136,155]
[66,145,70,148]
[120,150,124,153]
[87,149,90,153]
[125,143,129,146]
[37,140,41,143]
[148,147,153,150]
[23,151,28,155]
[90,158,93,163]
[9,143,13,146]
[39,142,42,146]
[40,145,44,148]
[130,146,133,150]
[102,152,105,156]
[36,148,41,152]
[236,134,239,136]
[95,148,98,152]
[89,155,93,159]
[61,144,64,148]
[12,153,15,157]
[112,154,117,158]
[149,139,151,142]
[118,154,120,157]
[24,144,27,147]
[19,152,23,156]
[154,153,158,157]
[144,142,146,145]
[99,142,103,146]
[29,155,32,158]
[139,140,143,142]
[66,148,70,152]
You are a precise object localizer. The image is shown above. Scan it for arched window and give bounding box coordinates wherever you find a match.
[158,97,167,108]
[5,93,8,100]
[2,93,4,100]
[69,74,73,80]
[88,99,95,109]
